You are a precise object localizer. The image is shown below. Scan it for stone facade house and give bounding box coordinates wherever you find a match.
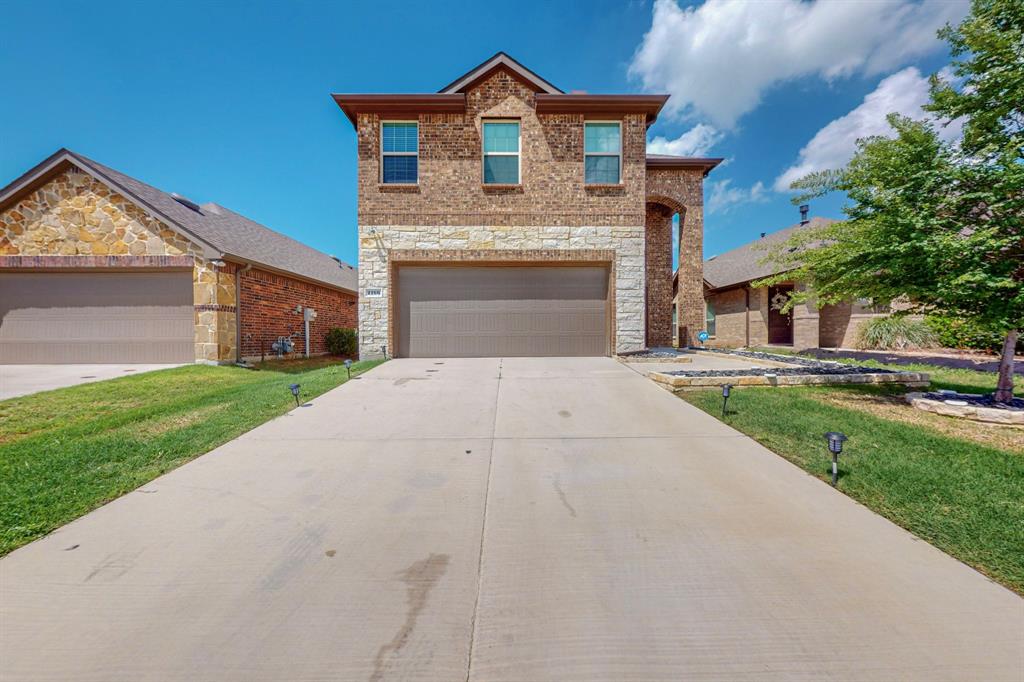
[0,149,357,364]
[676,216,895,350]
[333,52,720,359]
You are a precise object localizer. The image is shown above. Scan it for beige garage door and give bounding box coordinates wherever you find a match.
[397,266,609,358]
[0,271,194,364]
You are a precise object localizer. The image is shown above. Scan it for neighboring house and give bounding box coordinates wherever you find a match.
[0,149,357,364]
[673,215,893,350]
[334,52,720,359]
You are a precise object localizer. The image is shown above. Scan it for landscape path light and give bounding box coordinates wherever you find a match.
[824,431,848,486]
[344,358,353,380]
[289,383,301,408]
[721,383,732,419]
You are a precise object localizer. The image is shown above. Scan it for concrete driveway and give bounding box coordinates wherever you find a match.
[1,357,1021,681]
[0,363,184,400]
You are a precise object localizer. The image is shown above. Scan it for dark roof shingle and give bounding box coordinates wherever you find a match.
[703,217,836,290]
[1,150,356,292]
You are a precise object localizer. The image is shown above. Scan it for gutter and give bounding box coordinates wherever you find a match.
[220,253,357,296]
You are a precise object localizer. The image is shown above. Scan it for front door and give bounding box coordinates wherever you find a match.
[767,284,794,345]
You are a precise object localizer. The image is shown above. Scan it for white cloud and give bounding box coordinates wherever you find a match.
[629,0,967,129]
[707,179,768,215]
[647,123,723,156]
[774,67,963,191]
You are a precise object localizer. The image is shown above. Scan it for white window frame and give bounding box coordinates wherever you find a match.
[380,120,419,185]
[584,120,623,185]
[481,119,521,185]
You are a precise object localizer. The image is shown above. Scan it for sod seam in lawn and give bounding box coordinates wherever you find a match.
[0,358,385,556]
[679,366,1024,594]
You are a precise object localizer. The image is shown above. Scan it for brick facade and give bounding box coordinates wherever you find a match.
[646,168,705,348]
[644,204,673,346]
[703,282,894,350]
[354,66,706,358]
[238,267,357,359]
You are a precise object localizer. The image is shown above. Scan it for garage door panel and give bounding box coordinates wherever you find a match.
[0,272,194,364]
[398,266,609,358]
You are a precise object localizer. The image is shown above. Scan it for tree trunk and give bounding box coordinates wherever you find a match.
[994,329,1018,403]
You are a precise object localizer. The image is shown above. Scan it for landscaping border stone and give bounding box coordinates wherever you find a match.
[906,392,1024,425]
[650,370,930,391]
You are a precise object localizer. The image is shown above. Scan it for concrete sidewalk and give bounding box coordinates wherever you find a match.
[1,357,1021,681]
[0,363,183,400]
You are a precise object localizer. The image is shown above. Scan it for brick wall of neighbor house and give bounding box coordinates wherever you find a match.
[238,267,357,360]
[0,167,236,362]
[819,300,914,349]
[791,282,819,350]
[705,287,748,347]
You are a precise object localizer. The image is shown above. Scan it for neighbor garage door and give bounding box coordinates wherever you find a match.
[0,271,194,363]
[397,266,609,357]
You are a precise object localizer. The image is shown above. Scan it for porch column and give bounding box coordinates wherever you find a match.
[676,204,704,348]
[644,203,674,347]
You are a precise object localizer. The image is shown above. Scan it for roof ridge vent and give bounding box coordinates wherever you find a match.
[171,193,202,213]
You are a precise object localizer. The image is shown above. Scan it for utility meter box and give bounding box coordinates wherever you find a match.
[303,307,317,322]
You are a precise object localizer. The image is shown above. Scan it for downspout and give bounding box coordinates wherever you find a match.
[235,263,253,363]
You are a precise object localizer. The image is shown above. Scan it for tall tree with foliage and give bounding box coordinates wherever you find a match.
[762,0,1023,401]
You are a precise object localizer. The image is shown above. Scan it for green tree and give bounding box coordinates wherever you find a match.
[763,0,1023,401]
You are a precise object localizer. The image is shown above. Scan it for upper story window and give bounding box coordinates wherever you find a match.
[584,122,621,184]
[381,121,418,184]
[482,120,520,184]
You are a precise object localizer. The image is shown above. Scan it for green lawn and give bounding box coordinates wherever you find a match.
[0,357,384,556]
[680,357,1024,594]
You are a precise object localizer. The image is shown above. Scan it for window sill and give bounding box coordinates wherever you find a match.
[378,183,420,193]
[585,183,625,192]
[481,183,523,193]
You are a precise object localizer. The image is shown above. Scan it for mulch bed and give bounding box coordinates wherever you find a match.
[923,391,1024,411]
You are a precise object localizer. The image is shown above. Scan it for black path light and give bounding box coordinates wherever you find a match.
[824,431,848,486]
[721,383,733,418]
[289,383,301,407]
[344,358,353,380]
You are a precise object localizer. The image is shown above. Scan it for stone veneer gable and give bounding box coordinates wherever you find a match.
[0,167,236,362]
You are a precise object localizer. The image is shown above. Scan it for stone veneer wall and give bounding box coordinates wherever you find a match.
[358,226,643,358]
[0,167,236,362]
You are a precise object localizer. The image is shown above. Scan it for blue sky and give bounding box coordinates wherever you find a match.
[1,0,964,266]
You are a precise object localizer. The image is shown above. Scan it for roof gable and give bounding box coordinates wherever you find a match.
[438,52,563,95]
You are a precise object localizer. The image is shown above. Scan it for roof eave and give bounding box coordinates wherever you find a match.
[331,93,466,128]
[535,94,670,127]
[222,253,357,295]
[646,155,725,177]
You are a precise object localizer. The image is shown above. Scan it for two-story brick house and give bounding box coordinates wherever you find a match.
[334,53,720,359]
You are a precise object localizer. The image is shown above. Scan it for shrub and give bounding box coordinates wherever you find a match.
[924,315,1021,353]
[856,316,937,350]
[325,327,357,357]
